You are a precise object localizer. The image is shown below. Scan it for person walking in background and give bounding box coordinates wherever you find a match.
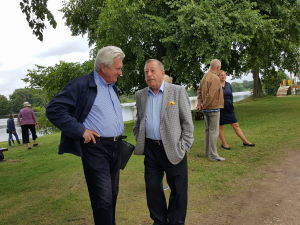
[7,114,20,146]
[46,46,126,225]
[218,70,255,150]
[18,102,38,149]
[197,59,225,161]
[134,59,194,225]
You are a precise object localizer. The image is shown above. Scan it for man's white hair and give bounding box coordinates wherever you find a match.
[94,46,125,71]
[209,59,221,69]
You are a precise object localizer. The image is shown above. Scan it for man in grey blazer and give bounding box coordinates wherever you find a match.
[134,59,194,225]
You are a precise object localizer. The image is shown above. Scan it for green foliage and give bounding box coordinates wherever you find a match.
[23,60,94,101]
[21,0,300,96]
[33,106,58,135]
[119,95,135,103]
[61,0,104,46]
[242,80,254,90]
[244,0,300,96]
[231,82,246,92]
[0,95,10,116]
[9,88,47,113]
[262,69,289,96]
[19,0,57,41]
[231,80,253,92]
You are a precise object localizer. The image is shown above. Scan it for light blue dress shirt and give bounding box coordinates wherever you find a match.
[83,71,124,137]
[145,81,165,140]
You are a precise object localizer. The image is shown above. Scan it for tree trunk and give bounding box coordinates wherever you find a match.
[252,70,264,97]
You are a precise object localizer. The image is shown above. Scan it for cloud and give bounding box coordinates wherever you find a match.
[0,1,90,98]
[35,38,90,58]
[0,68,27,98]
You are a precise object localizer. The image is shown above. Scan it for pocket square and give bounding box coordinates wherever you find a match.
[168,101,176,106]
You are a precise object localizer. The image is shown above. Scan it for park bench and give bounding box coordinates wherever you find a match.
[0,148,8,161]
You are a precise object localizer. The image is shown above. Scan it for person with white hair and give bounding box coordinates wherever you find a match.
[46,46,126,225]
[197,59,225,161]
[18,101,38,149]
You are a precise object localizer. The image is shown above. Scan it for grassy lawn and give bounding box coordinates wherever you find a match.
[1,96,300,225]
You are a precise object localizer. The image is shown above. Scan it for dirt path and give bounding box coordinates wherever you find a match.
[189,150,300,225]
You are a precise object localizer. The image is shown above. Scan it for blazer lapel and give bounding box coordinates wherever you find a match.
[160,82,171,121]
[140,88,149,115]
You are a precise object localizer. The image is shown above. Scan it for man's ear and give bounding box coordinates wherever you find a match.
[99,63,106,73]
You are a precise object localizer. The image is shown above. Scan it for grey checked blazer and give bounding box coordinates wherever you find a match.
[133,82,194,165]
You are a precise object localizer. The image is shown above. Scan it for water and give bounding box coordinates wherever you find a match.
[0,91,251,142]
[233,91,251,102]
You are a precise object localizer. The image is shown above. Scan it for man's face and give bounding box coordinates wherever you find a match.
[100,57,123,84]
[144,61,165,92]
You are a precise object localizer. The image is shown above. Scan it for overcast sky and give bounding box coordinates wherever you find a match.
[0,0,91,98]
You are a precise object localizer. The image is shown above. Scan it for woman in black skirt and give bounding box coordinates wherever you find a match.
[218,70,255,150]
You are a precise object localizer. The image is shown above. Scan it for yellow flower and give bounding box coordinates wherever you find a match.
[168,101,176,106]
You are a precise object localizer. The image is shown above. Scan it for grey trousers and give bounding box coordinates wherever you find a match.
[203,111,220,159]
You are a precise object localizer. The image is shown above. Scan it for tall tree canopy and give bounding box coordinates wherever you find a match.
[22,0,300,96]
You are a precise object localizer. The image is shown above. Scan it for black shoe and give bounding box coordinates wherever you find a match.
[243,143,255,147]
[221,145,231,150]
[33,143,38,147]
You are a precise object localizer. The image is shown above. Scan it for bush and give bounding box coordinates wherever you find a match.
[262,70,289,96]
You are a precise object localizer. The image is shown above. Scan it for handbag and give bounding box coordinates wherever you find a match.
[195,111,204,121]
[6,129,9,133]
[119,140,135,170]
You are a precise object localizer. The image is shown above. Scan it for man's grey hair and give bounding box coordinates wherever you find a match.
[209,59,221,69]
[144,59,165,71]
[94,46,125,71]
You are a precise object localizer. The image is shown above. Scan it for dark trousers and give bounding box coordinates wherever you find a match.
[81,140,121,225]
[21,124,37,144]
[144,139,188,225]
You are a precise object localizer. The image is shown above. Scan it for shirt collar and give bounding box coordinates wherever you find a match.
[94,70,113,86]
[210,70,219,76]
[148,80,165,95]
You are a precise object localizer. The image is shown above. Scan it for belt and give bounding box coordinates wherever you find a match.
[95,135,127,142]
[146,138,163,146]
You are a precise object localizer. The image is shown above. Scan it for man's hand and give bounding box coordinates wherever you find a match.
[82,129,100,144]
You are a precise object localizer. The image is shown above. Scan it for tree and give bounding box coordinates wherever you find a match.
[23,60,94,100]
[231,83,246,92]
[22,0,300,96]
[0,95,10,116]
[262,70,289,96]
[19,0,57,41]
[9,88,46,113]
[61,0,264,93]
[239,0,300,96]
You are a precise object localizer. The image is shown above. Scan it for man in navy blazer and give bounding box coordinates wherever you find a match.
[46,46,125,225]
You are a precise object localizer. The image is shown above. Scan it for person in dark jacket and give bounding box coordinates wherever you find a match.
[7,114,20,146]
[218,70,255,150]
[46,46,125,225]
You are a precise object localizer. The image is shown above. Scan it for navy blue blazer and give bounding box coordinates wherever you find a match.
[7,118,16,132]
[46,72,97,156]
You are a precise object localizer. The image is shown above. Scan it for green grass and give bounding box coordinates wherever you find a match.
[1,95,300,225]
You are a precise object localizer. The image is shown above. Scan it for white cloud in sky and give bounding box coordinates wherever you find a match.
[0,0,91,98]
